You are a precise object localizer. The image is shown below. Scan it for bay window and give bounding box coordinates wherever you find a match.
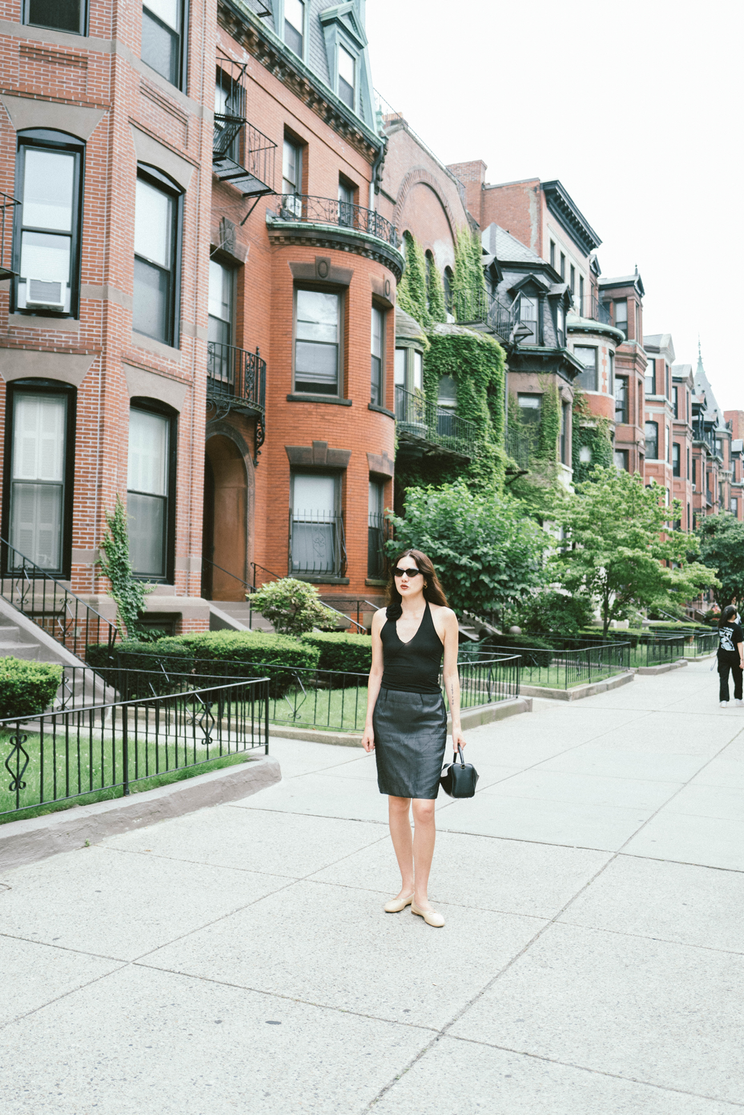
[6,388,74,573]
[133,168,181,346]
[127,405,175,581]
[290,473,341,576]
[294,289,342,395]
[574,346,598,391]
[15,132,83,317]
[371,304,384,405]
[142,0,186,88]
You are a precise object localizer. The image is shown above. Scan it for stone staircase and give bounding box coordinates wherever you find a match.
[208,600,275,633]
[0,612,42,661]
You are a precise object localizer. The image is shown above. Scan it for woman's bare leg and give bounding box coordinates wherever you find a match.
[411,798,436,907]
[388,795,414,897]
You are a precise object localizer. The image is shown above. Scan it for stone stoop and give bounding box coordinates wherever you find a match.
[0,596,88,668]
[208,600,275,633]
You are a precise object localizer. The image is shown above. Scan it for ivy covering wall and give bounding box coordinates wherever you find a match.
[396,231,430,326]
[452,227,486,322]
[571,389,613,484]
[427,260,446,323]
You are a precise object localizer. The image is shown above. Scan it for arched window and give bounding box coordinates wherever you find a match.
[443,266,453,313]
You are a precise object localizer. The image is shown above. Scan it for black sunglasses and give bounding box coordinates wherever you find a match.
[393,567,422,578]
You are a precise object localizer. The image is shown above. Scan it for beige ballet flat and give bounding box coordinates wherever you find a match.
[384,892,414,913]
[411,901,445,928]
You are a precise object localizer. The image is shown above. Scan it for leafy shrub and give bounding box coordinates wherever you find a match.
[301,632,372,675]
[86,638,196,698]
[519,590,594,637]
[157,631,319,698]
[248,578,339,636]
[0,657,63,720]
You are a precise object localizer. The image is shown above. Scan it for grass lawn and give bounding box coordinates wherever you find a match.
[0,727,259,824]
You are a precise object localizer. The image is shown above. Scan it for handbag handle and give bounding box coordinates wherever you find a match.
[454,744,466,767]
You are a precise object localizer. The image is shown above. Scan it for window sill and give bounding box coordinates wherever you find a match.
[131,330,182,362]
[293,574,350,584]
[286,393,352,406]
[8,312,79,332]
[365,578,387,587]
[368,403,395,418]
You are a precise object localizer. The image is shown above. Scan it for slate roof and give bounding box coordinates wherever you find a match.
[694,349,728,431]
[481,224,549,267]
[672,363,693,380]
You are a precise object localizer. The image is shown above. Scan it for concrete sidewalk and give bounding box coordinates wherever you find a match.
[1,658,743,1113]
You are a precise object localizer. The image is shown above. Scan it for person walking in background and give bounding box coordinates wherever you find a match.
[361,549,465,928]
[717,604,744,707]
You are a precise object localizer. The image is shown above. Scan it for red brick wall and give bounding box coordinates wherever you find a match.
[479,178,541,251]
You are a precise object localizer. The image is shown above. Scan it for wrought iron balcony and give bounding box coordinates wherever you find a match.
[275,194,398,248]
[207,342,266,455]
[573,295,613,325]
[0,192,20,280]
[213,52,276,208]
[395,385,477,460]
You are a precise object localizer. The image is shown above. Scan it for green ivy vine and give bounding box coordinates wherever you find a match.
[452,227,486,323]
[427,260,447,323]
[98,495,152,638]
[571,388,614,484]
[396,231,431,326]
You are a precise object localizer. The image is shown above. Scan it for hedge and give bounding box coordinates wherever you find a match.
[478,633,553,669]
[301,632,371,674]
[0,657,63,721]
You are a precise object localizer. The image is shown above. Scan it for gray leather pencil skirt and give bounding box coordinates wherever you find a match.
[373,688,447,799]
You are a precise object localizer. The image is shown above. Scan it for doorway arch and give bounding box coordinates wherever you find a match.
[202,433,248,600]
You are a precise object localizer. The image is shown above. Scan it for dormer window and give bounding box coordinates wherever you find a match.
[338,44,355,109]
[284,0,304,57]
[556,305,565,346]
[516,294,539,344]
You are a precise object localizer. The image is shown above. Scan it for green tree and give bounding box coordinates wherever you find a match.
[552,467,717,635]
[98,496,152,638]
[697,513,744,606]
[249,578,339,636]
[386,481,550,618]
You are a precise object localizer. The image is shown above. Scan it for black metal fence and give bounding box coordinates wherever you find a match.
[207,342,266,415]
[470,639,631,691]
[0,537,118,660]
[0,677,269,820]
[0,191,20,280]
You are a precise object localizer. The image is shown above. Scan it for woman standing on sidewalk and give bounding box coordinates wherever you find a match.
[361,549,465,928]
[717,605,744,707]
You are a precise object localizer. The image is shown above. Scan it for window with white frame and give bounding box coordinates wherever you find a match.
[574,346,598,391]
[614,299,628,339]
[338,178,354,226]
[645,358,655,395]
[645,421,659,460]
[295,289,341,395]
[15,132,83,316]
[133,169,181,346]
[8,390,70,572]
[291,472,339,576]
[127,406,173,580]
[282,137,303,216]
[615,376,629,424]
[338,44,355,109]
[284,0,304,56]
[142,0,186,88]
[208,260,233,347]
[24,0,86,34]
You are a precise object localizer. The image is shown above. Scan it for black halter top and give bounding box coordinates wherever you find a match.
[380,601,444,695]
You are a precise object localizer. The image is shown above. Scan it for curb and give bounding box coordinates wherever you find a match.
[0,754,281,873]
[268,697,533,748]
[633,659,688,676]
[520,671,634,702]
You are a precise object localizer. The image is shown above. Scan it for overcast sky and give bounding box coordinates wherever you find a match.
[366,0,743,410]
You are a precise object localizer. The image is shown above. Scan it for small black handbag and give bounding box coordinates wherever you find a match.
[440,745,479,798]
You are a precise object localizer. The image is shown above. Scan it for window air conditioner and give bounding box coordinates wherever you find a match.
[692,483,696,492]
[25,279,65,311]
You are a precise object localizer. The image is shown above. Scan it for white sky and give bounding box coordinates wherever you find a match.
[366,0,743,409]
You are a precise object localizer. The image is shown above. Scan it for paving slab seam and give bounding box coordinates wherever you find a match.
[549,917,744,958]
[439,1034,744,1109]
[617,850,744,875]
[0,960,130,1034]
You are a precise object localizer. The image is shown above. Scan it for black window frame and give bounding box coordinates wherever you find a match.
[293,284,344,397]
[443,266,453,314]
[673,385,679,419]
[614,298,628,339]
[23,0,87,34]
[645,420,659,461]
[2,379,77,579]
[516,292,540,345]
[141,0,188,91]
[560,400,570,465]
[370,300,385,407]
[289,469,343,578]
[12,129,85,320]
[367,477,386,580]
[127,398,178,584]
[673,442,681,477]
[133,164,183,348]
[614,449,629,472]
[615,376,629,424]
[549,240,555,269]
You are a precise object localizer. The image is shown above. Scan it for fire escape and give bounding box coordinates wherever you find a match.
[213,51,277,224]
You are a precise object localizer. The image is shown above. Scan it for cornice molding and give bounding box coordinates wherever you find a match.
[266,215,404,280]
[218,0,382,164]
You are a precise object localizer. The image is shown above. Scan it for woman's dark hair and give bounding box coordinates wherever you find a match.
[385,549,448,619]
[719,605,738,628]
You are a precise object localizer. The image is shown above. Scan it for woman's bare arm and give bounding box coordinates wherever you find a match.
[441,608,466,751]
[361,609,385,752]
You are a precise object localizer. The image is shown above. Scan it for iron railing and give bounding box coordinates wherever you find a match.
[213,51,276,197]
[0,538,118,661]
[395,385,477,459]
[0,677,269,819]
[207,342,266,415]
[250,560,365,632]
[469,639,631,691]
[574,296,613,325]
[276,194,398,247]
[289,509,347,579]
[0,191,20,280]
